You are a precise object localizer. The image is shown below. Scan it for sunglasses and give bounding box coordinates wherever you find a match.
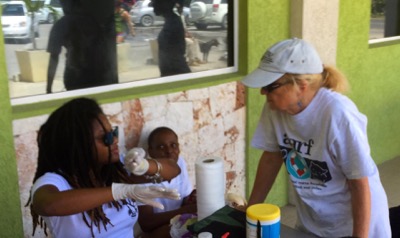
[261,82,290,93]
[103,126,119,146]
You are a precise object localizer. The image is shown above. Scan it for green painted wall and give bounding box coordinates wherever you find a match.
[337,0,400,165]
[244,0,291,207]
[0,36,24,236]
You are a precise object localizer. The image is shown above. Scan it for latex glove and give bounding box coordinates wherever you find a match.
[112,183,181,210]
[124,147,149,175]
[226,193,247,207]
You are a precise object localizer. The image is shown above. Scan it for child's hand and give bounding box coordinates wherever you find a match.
[182,189,197,205]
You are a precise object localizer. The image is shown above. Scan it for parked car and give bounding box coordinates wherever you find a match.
[130,0,191,27]
[190,0,227,30]
[1,1,40,42]
[36,0,63,24]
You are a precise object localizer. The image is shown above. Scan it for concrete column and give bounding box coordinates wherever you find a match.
[287,0,340,205]
[290,0,340,66]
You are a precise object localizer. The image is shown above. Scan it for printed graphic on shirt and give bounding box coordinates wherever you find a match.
[280,145,332,184]
[286,149,310,179]
[126,200,138,218]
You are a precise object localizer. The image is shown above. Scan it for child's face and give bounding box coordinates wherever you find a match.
[93,114,120,165]
[148,130,180,161]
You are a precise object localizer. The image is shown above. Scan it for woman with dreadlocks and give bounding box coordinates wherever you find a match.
[27,97,181,238]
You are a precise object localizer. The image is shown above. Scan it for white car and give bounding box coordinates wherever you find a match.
[36,0,63,24]
[1,1,40,42]
[130,0,191,27]
[190,0,228,30]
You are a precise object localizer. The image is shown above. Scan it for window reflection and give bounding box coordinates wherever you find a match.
[370,0,400,40]
[4,0,235,100]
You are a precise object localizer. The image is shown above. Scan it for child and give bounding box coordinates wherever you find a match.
[138,127,197,238]
[26,98,181,237]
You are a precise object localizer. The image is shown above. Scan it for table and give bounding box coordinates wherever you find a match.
[187,205,318,238]
[281,224,317,238]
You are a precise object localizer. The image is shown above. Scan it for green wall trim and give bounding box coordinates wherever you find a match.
[369,37,400,48]
[0,29,24,237]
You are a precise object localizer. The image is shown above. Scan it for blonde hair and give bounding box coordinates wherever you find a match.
[289,65,349,94]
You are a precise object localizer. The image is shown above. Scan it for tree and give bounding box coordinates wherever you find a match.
[22,0,59,49]
[371,0,386,17]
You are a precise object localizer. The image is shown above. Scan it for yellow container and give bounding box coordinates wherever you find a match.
[246,204,280,238]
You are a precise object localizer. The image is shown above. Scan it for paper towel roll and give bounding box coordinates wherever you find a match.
[195,157,226,220]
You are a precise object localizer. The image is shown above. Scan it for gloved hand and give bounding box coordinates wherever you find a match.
[124,147,149,175]
[112,183,181,210]
[226,193,248,207]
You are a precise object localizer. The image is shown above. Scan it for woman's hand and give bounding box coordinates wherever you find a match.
[124,147,149,175]
[112,183,181,210]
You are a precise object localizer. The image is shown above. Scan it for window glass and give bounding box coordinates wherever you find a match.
[2,4,25,16]
[50,0,62,8]
[370,0,400,40]
[5,0,236,102]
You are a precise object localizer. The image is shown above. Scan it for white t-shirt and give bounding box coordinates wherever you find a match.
[31,172,138,238]
[252,88,391,237]
[145,156,193,214]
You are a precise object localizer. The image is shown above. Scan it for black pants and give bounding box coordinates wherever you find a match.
[390,205,400,238]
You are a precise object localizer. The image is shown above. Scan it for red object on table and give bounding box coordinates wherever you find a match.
[221,232,230,238]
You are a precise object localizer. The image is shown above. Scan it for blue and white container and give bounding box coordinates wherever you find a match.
[246,203,280,238]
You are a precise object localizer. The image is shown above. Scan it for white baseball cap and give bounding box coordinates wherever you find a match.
[241,38,323,88]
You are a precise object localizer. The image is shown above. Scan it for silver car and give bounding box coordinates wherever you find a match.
[36,0,64,24]
[190,0,228,30]
[130,0,191,27]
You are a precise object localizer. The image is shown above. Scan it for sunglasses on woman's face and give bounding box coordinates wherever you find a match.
[103,126,119,146]
[261,82,289,93]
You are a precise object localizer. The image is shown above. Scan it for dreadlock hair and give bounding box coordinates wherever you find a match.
[26,97,134,237]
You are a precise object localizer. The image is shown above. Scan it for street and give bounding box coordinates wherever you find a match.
[6,23,228,98]
[370,17,385,39]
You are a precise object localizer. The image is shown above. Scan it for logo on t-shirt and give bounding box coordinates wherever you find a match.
[281,146,332,184]
[126,200,138,218]
[287,149,310,179]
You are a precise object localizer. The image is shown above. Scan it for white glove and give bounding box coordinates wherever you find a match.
[112,183,181,210]
[124,147,149,175]
[226,193,247,207]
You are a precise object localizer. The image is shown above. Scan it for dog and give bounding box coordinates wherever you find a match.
[199,39,219,63]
